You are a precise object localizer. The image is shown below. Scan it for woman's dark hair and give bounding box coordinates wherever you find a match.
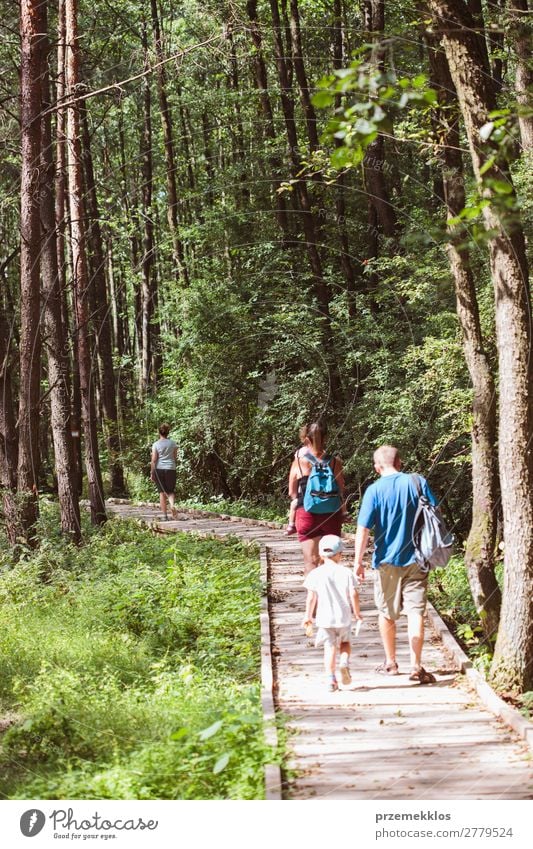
[159,423,170,438]
[302,420,327,453]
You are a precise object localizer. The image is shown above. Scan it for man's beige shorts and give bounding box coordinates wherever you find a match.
[373,562,428,620]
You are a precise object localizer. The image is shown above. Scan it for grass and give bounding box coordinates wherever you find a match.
[0,508,280,799]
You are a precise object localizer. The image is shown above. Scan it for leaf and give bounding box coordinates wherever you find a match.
[334,68,355,80]
[485,178,514,195]
[478,156,496,176]
[170,727,188,741]
[213,752,230,774]
[199,719,223,740]
[412,73,427,89]
[330,146,353,169]
[353,118,376,136]
[479,122,494,141]
[312,90,334,109]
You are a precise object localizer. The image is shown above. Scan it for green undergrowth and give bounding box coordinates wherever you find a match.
[0,510,280,799]
[428,555,504,676]
[176,497,286,523]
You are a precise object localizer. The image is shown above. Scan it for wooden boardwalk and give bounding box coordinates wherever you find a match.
[108,502,533,800]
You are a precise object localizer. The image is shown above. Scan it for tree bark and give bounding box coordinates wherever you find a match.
[269,0,344,407]
[509,0,533,150]
[18,0,44,540]
[149,0,188,285]
[245,0,290,236]
[80,104,126,495]
[426,25,501,638]
[0,310,19,544]
[429,0,533,691]
[362,0,397,239]
[40,0,81,542]
[139,22,159,398]
[333,0,357,317]
[65,0,106,525]
[288,0,319,151]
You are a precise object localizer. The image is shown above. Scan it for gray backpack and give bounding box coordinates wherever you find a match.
[411,474,455,572]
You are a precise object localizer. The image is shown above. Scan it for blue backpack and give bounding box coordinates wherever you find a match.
[301,452,342,514]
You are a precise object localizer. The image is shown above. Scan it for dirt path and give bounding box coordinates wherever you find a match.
[108,502,533,800]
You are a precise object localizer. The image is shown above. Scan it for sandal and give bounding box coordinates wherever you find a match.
[376,661,399,675]
[409,667,436,684]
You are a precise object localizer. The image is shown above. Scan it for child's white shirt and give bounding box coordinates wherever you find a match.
[303,559,359,629]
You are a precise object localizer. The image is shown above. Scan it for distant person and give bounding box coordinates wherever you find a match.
[353,445,438,684]
[286,421,347,574]
[150,423,178,521]
[302,535,362,692]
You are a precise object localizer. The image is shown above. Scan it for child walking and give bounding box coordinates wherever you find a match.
[302,534,362,692]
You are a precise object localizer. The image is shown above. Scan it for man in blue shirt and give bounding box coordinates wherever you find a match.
[354,445,437,684]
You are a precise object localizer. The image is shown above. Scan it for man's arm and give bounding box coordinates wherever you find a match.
[353,525,370,580]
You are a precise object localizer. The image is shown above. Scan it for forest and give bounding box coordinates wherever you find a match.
[0,0,532,800]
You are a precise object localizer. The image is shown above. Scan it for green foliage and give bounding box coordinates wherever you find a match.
[428,556,503,673]
[0,514,278,799]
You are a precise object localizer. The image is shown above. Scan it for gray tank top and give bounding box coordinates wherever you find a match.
[152,438,177,470]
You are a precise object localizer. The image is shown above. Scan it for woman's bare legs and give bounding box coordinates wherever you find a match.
[300,538,320,575]
[168,492,177,516]
[159,492,168,517]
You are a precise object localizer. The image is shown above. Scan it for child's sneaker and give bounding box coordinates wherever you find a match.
[285,523,297,536]
[339,665,352,686]
[327,676,339,692]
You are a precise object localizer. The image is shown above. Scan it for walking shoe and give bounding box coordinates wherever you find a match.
[339,665,352,685]
[409,667,436,684]
[159,514,169,522]
[285,523,297,536]
[375,661,399,675]
[328,676,339,692]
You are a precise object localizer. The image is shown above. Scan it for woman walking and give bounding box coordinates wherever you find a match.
[288,421,346,574]
[150,423,178,520]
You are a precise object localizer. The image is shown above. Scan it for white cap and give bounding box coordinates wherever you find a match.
[318,534,344,556]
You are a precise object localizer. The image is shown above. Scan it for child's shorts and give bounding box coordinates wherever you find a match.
[315,626,351,648]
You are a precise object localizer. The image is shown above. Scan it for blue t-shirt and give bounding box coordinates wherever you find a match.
[357,472,437,568]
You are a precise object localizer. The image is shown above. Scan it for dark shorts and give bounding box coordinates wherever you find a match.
[295,507,343,542]
[154,468,176,495]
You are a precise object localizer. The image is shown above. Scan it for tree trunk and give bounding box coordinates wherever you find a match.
[0,311,19,544]
[65,0,106,525]
[269,0,343,407]
[18,0,44,541]
[288,0,319,151]
[149,0,188,286]
[333,0,357,317]
[510,0,533,150]
[363,1,397,239]
[80,104,126,495]
[425,24,500,638]
[40,0,81,542]
[139,22,158,398]
[245,0,290,236]
[429,0,533,691]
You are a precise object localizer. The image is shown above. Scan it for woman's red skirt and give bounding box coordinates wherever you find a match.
[295,507,343,542]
